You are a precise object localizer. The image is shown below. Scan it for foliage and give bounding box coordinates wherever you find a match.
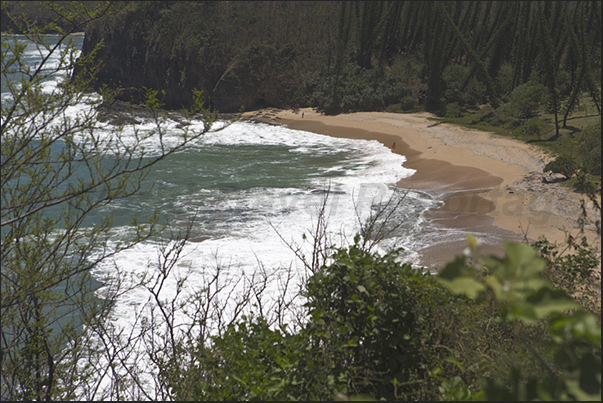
[176,238,562,401]
[468,105,498,125]
[180,244,457,401]
[441,64,468,107]
[534,235,601,314]
[175,316,309,401]
[545,155,579,179]
[490,102,524,128]
[444,102,463,119]
[438,238,601,401]
[442,64,486,107]
[63,1,601,117]
[304,62,412,114]
[0,1,105,33]
[3,1,601,400]
[512,117,545,139]
[577,122,601,176]
[573,170,601,195]
[301,242,447,400]
[507,81,550,119]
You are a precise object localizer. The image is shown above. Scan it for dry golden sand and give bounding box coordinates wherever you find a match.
[242,108,600,268]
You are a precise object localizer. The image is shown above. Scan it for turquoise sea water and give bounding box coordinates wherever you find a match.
[2,34,441,397]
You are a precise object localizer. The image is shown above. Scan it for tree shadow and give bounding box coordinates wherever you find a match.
[526,138,553,144]
[564,113,600,122]
[560,125,581,137]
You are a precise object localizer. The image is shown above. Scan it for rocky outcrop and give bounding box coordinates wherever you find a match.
[74,2,304,112]
[506,171,600,233]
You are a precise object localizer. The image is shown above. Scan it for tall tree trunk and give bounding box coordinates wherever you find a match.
[538,3,564,138]
[330,1,352,109]
[439,2,500,107]
[562,3,588,127]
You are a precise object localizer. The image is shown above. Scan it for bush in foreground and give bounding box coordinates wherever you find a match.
[172,239,587,401]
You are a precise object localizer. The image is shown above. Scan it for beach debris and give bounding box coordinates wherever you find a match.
[541,170,562,184]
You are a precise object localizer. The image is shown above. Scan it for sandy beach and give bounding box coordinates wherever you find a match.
[242,107,600,268]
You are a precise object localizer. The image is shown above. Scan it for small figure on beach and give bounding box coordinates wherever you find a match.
[302,112,304,118]
[392,142,396,149]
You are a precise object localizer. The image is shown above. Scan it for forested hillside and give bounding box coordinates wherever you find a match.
[0,1,103,33]
[71,1,600,119]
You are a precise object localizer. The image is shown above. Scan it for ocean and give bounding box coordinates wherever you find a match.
[3,34,445,398]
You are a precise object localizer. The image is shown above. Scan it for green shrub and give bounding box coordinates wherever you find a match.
[534,235,601,312]
[304,62,412,113]
[302,242,559,401]
[438,240,601,401]
[512,117,545,139]
[180,316,311,401]
[400,95,419,111]
[442,64,468,105]
[496,63,515,99]
[492,102,521,127]
[444,102,462,118]
[179,245,461,401]
[303,244,451,400]
[545,154,579,179]
[179,242,558,401]
[470,105,497,125]
[507,81,549,119]
[442,64,486,107]
[578,122,601,176]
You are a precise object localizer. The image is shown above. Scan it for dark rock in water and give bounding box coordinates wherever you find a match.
[95,100,155,125]
[305,187,346,195]
[95,99,214,127]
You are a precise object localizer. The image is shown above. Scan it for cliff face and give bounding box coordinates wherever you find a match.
[76,2,315,112]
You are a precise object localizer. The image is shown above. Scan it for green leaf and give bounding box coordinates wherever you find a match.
[550,310,601,346]
[502,241,545,277]
[437,277,486,299]
[445,356,466,372]
[527,288,579,319]
[504,304,539,324]
[438,255,475,280]
[565,379,602,401]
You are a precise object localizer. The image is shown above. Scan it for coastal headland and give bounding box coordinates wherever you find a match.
[243,108,600,267]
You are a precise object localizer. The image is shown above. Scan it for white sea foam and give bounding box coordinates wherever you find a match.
[76,117,437,399]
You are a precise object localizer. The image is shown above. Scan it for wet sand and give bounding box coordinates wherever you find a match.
[241,108,599,268]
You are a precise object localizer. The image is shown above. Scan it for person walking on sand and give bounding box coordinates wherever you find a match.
[392,142,396,149]
[302,112,304,118]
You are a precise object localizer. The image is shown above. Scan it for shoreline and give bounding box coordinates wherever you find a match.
[242,108,599,268]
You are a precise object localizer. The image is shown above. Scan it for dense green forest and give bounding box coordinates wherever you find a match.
[0,1,104,32]
[1,1,600,400]
[4,1,601,117]
[89,2,600,114]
